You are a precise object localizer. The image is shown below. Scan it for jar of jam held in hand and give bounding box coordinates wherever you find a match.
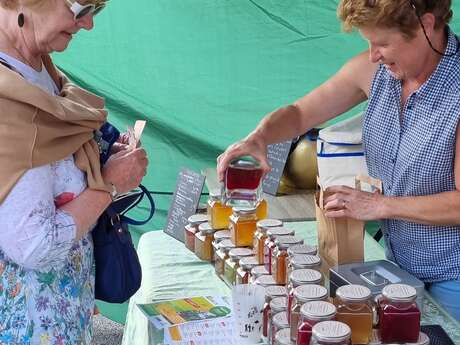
[264,227,296,274]
[287,269,323,321]
[334,285,373,345]
[224,156,264,207]
[290,284,329,342]
[229,207,258,247]
[272,236,305,285]
[207,191,233,230]
[263,286,288,338]
[223,247,253,286]
[254,219,283,264]
[236,256,259,285]
[271,312,290,345]
[378,284,421,343]
[287,254,321,281]
[297,301,337,345]
[194,222,215,261]
[311,321,351,345]
[184,214,208,252]
[214,239,236,279]
[249,265,269,284]
[275,328,294,345]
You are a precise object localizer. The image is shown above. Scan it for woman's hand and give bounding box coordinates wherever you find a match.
[102,147,148,194]
[323,185,385,221]
[216,136,271,181]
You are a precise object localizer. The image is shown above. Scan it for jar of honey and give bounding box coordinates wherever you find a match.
[290,285,328,342]
[194,222,215,261]
[272,236,304,285]
[256,199,268,220]
[249,265,270,284]
[335,285,373,345]
[229,207,258,247]
[223,247,253,286]
[184,214,208,252]
[236,256,259,284]
[378,284,421,343]
[275,328,294,345]
[287,254,321,282]
[214,239,236,279]
[207,191,233,230]
[263,286,288,338]
[297,301,337,345]
[287,269,323,321]
[271,312,290,345]
[264,227,295,274]
[311,321,351,345]
[254,219,283,265]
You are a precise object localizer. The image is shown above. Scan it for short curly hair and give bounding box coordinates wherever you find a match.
[338,0,453,38]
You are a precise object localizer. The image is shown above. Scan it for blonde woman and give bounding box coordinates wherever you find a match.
[218,0,460,320]
[0,0,148,343]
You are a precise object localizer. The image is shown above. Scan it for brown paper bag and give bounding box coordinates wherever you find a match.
[316,175,382,273]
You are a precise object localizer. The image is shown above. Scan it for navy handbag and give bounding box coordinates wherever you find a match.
[92,122,155,303]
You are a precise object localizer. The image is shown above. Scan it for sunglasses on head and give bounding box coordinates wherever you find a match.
[65,0,104,20]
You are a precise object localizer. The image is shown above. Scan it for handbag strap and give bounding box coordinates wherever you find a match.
[120,184,155,226]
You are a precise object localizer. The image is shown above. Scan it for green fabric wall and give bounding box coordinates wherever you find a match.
[52,0,460,323]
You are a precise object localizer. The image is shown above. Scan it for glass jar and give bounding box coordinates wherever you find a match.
[236,256,259,285]
[254,219,283,265]
[272,236,304,285]
[264,227,296,274]
[311,321,351,345]
[378,284,421,343]
[287,269,323,321]
[194,222,215,261]
[214,239,235,279]
[271,312,290,345]
[288,244,318,257]
[334,285,373,345]
[223,248,253,286]
[290,284,328,342]
[275,328,294,345]
[212,229,231,262]
[297,301,337,345]
[268,297,288,344]
[184,214,208,252]
[287,254,321,281]
[262,286,288,338]
[207,192,233,230]
[249,265,270,284]
[256,199,268,220]
[229,207,258,247]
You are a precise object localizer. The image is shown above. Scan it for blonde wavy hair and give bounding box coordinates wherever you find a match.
[338,0,452,38]
[0,0,107,11]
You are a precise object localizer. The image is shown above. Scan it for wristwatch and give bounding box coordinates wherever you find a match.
[109,182,118,201]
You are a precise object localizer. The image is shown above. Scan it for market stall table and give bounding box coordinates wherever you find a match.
[121,222,460,345]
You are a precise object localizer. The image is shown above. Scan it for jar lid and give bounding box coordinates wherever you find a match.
[209,189,221,199]
[214,230,231,242]
[233,206,257,214]
[254,274,278,287]
[274,328,292,345]
[265,285,287,299]
[300,301,337,321]
[257,218,283,230]
[266,226,295,238]
[229,156,261,169]
[239,256,259,270]
[336,284,372,302]
[275,236,304,249]
[270,297,288,313]
[288,244,317,256]
[272,311,289,329]
[198,222,215,235]
[218,239,236,251]
[290,269,323,286]
[229,248,253,260]
[312,321,351,343]
[290,254,321,268]
[251,265,269,278]
[382,283,417,302]
[407,332,430,345]
[188,214,209,226]
[294,284,328,302]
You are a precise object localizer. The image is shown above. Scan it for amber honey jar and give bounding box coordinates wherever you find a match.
[334,285,373,345]
[264,227,295,274]
[207,191,233,230]
[184,214,208,252]
[254,219,283,265]
[194,222,215,261]
[223,247,253,286]
[256,199,268,220]
[229,207,258,247]
[272,236,304,285]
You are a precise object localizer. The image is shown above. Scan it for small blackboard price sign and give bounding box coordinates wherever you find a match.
[262,140,293,195]
[164,168,205,242]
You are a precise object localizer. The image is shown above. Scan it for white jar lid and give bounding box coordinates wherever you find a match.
[382,283,417,302]
[312,321,351,343]
[274,328,292,345]
[300,301,337,321]
[265,285,288,299]
[291,254,321,268]
[272,311,289,329]
[188,214,208,225]
[290,269,322,286]
[257,218,283,229]
[270,297,288,313]
[336,284,372,302]
[288,244,317,256]
[294,284,328,302]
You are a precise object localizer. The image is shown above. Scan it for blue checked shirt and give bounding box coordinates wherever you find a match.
[363,28,460,283]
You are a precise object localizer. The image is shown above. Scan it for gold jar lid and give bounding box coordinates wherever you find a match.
[274,236,304,250]
[266,226,295,238]
[294,284,328,303]
[300,301,337,321]
[288,244,317,257]
[239,256,259,270]
[270,296,288,314]
[257,218,283,230]
[188,214,209,226]
[198,222,215,235]
[312,321,351,343]
[290,269,322,286]
[228,248,253,260]
[336,284,372,303]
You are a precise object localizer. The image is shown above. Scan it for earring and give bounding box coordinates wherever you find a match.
[17,13,25,28]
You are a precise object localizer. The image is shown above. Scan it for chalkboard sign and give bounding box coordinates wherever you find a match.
[164,168,206,242]
[262,140,292,195]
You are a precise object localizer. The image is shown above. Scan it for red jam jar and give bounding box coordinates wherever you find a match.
[255,219,283,265]
[271,311,290,345]
[263,286,288,338]
[264,227,295,274]
[311,321,351,345]
[184,214,208,252]
[287,269,323,321]
[297,301,337,345]
[268,297,288,344]
[378,284,421,343]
